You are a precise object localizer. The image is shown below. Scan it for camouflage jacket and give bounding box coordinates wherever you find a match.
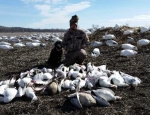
[62,29,89,52]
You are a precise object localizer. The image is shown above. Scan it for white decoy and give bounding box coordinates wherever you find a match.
[9,36,20,43]
[51,37,62,43]
[26,42,40,47]
[140,27,149,33]
[102,32,116,40]
[137,39,150,46]
[14,43,25,47]
[25,87,38,101]
[121,43,137,50]
[0,41,11,45]
[100,26,105,30]
[84,29,91,35]
[123,30,134,35]
[0,45,13,50]
[31,40,41,43]
[120,49,137,57]
[114,24,121,30]
[106,40,118,47]
[109,71,129,87]
[0,88,17,103]
[91,48,100,57]
[90,41,103,47]
[127,37,134,43]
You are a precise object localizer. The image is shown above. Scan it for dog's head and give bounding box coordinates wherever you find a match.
[54,41,62,50]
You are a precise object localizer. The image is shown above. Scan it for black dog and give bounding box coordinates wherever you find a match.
[47,41,63,69]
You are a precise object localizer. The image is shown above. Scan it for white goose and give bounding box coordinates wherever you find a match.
[121,43,137,50]
[0,88,17,103]
[127,37,134,43]
[90,41,103,47]
[92,88,122,102]
[137,39,150,46]
[68,91,96,108]
[91,48,100,57]
[102,32,116,40]
[26,42,40,47]
[106,40,118,47]
[99,76,117,89]
[0,45,13,50]
[109,71,129,87]
[123,30,134,35]
[14,43,25,47]
[25,87,38,101]
[0,41,11,45]
[61,79,75,90]
[120,49,137,57]
[119,71,142,88]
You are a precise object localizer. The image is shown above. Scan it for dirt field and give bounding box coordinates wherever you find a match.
[0,28,150,115]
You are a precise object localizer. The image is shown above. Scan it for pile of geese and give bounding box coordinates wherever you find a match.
[0,62,141,108]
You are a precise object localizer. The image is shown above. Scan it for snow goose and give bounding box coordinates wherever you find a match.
[127,37,134,43]
[90,41,103,47]
[121,43,137,50]
[123,30,134,35]
[91,48,100,57]
[109,71,129,87]
[68,69,83,79]
[26,42,40,47]
[140,27,149,33]
[114,24,121,30]
[0,41,11,45]
[68,91,96,108]
[9,36,20,43]
[0,45,13,50]
[98,76,117,89]
[92,87,121,103]
[119,71,142,89]
[106,40,118,47]
[25,87,38,101]
[0,88,17,103]
[120,49,137,57]
[102,32,116,40]
[61,79,75,90]
[137,39,150,46]
[14,43,25,47]
[72,77,87,91]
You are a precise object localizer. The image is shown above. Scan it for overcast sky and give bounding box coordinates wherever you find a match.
[0,0,150,29]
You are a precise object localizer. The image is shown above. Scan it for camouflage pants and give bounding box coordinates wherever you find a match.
[62,49,87,66]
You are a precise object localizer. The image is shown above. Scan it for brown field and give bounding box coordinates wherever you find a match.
[0,28,150,115]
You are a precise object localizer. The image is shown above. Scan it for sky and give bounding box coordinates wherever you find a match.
[0,0,150,29]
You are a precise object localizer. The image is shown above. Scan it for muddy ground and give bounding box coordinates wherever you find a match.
[0,28,150,115]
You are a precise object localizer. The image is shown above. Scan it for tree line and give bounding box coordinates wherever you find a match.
[0,26,66,33]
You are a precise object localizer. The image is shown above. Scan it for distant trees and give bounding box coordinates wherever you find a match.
[0,26,66,33]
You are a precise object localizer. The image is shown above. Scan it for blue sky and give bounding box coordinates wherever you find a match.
[0,0,150,29]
